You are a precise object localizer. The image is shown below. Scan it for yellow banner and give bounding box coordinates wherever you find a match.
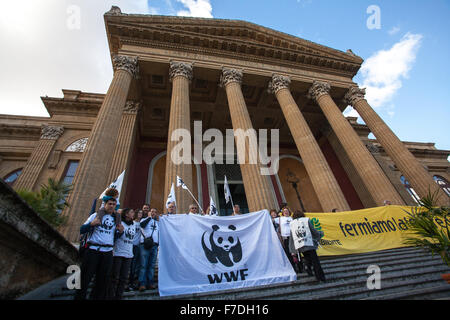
[305,205,433,256]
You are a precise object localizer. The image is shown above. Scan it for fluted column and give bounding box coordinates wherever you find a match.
[107,100,141,203]
[308,81,404,206]
[269,75,350,212]
[221,68,277,212]
[14,125,64,191]
[60,55,138,242]
[345,86,449,206]
[163,61,194,214]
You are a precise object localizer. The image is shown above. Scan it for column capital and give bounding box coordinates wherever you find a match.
[307,81,331,101]
[169,61,193,82]
[344,86,366,106]
[268,74,291,94]
[112,55,139,79]
[40,125,64,140]
[220,67,243,87]
[123,100,141,114]
[105,6,124,16]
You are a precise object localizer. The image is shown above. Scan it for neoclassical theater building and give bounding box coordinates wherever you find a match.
[1,7,449,242]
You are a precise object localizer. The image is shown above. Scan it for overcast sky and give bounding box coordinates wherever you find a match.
[0,0,449,153]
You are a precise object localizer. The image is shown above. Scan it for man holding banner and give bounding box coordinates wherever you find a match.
[289,210,326,282]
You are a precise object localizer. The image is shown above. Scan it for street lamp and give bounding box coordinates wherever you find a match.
[286,169,306,212]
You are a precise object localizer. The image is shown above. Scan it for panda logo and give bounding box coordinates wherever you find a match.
[101,215,115,230]
[201,225,242,267]
[295,221,307,240]
[124,225,136,240]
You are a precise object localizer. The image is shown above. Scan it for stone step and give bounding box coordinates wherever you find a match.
[361,284,450,300]
[243,265,450,300]
[318,247,427,266]
[22,246,450,300]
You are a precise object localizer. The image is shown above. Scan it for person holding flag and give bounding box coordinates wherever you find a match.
[99,170,125,210]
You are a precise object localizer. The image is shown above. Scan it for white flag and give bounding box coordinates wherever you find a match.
[166,183,177,209]
[209,196,218,216]
[99,170,125,200]
[224,175,232,205]
[176,175,188,190]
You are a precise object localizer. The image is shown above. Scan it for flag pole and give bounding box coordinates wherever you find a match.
[185,187,203,213]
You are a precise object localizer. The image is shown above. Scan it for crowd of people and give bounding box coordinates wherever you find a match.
[74,188,326,300]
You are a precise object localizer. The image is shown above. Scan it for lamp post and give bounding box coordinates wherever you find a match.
[286,169,306,212]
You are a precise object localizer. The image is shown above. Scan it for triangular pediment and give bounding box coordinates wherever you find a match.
[104,10,363,76]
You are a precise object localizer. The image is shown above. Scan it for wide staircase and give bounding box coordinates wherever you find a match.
[20,246,450,300]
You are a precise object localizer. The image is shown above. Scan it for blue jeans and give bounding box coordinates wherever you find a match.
[129,245,141,285]
[138,243,158,287]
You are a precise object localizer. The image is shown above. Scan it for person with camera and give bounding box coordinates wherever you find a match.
[138,207,159,291]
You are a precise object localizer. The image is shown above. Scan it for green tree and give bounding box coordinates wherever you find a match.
[403,189,450,267]
[17,178,72,228]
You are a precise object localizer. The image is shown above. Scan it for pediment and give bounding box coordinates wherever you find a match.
[104,11,363,77]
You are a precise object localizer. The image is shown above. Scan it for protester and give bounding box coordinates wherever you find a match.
[289,210,326,282]
[270,209,280,232]
[270,209,284,246]
[188,203,200,215]
[166,202,176,215]
[128,209,143,290]
[232,204,241,215]
[75,188,120,300]
[278,207,296,270]
[138,208,160,291]
[109,208,136,299]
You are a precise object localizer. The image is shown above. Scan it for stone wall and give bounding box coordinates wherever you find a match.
[0,179,79,299]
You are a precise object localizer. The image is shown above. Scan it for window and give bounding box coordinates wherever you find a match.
[400,175,420,203]
[433,175,450,197]
[4,169,22,186]
[61,161,79,185]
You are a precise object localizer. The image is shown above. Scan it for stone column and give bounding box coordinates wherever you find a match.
[308,81,404,206]
[345,86,449,206]
[107,100,141,204]
[60,55,138,242]
[269,75,350,212]
[221,68,277,212]
[14,125,64,191]
[163,61,194,214]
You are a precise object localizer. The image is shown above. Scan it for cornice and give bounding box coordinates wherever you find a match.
[105,16,362,77]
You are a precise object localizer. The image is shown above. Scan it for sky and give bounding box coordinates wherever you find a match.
[0,0,449,153]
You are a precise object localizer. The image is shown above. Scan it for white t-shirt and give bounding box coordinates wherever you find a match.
[278,216,293,238]
[83,212,116,252]
[140,217,159,245]
[113,221,136,258]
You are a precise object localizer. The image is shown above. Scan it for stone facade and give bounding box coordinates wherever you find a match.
[0,8,448,242]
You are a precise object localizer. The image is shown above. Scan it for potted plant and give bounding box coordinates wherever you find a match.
[402,190,449,283]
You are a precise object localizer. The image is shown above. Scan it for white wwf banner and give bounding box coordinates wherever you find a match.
[158,210,296,297]
[290,217,314,250]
